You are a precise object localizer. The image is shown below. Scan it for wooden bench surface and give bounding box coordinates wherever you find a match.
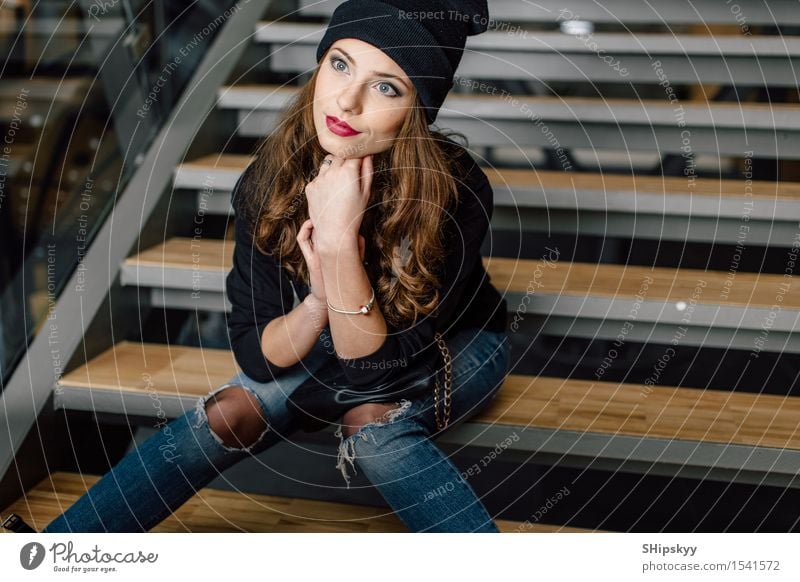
[179,153,800,201]
[254,19,800,55]
[125,237,800,310]
[2,472,584,533]
[219,84,800,126]
[294,0,800,27]
[58,341,800,451]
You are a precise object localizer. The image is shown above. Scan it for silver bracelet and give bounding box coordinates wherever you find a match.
[326,287,376,315]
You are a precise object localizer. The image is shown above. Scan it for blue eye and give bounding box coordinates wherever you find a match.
[377,82,399,97]
[329,56,347,72]
[329,53,402,98]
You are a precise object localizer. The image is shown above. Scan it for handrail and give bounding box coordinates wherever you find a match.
[0,0,273,483]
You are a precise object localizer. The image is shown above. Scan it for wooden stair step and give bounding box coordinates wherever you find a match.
[297,0,800,26]
[0,78,91,123]
[2,472,584,533]
[175,153,800,220]
[254,20,800,86]
[57,341,800,452]
[121,237,800,352]
[174,153,254,192]
[217,85,800,158]
[0,18,125,38]
[219,84,800,129]
[124,237,800,311]
[257,20,800,57]
[55,342,800,488]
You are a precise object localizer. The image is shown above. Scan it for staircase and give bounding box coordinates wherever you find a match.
[4,0,800,532]
[2,472,590,533]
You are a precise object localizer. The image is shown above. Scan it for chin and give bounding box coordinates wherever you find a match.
[314,132,336,154]
[320,136,370,159]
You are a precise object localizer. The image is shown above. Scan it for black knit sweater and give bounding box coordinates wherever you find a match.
[225,146,508,386]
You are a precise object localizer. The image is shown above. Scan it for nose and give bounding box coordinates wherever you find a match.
[336,79,363,115]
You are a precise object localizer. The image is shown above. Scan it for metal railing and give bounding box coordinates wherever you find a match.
[0,0,271,482]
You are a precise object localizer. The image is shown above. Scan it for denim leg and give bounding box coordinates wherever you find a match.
[42,407,268,532]
[41,328,511,533]
[334,328,512,532]
[43,336,335,533]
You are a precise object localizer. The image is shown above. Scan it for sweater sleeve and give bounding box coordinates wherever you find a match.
[335,150,494,386]
[225,164,298,383]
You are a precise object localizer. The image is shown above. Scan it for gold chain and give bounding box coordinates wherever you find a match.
[433,331,453,431]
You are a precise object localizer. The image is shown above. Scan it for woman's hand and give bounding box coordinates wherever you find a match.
[297,218,365,302]
[304,154,373,255]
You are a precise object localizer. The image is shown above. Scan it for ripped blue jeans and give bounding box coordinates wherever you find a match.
[43,326,511,533]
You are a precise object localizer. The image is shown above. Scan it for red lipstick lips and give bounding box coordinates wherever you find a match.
[326,115,361,137]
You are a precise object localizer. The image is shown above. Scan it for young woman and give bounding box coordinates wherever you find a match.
[42,0,511,533]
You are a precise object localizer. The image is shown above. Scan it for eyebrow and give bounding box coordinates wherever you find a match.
[332,47,411,90]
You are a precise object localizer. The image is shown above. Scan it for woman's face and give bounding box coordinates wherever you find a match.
[313,38,414,159]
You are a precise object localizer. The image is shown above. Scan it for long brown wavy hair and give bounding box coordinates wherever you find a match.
[243,60,474,329]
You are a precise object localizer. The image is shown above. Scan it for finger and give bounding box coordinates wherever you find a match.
[297,236,311,260]
[297,221,315,257]
[319,154,336,173]
[343,157,362,173]
[359,154,374,198]
[297,218,313,241]
[342,156,364,190]
[328,154,345,167]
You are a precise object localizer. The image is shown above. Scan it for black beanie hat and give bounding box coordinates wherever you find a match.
[315,0,490,124]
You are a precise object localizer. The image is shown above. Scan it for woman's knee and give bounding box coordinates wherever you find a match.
[335,400,420,486]
[340,401,411,438]
[200,385,270,451]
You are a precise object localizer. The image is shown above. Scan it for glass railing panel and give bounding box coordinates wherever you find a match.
[0,0,242,386]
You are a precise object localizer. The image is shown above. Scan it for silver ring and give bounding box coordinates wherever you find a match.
[321,158,333,166]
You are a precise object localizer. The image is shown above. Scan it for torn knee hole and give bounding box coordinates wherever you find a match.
[334,399,412,487]
[200,385,270,451]
[340,400,411,438]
